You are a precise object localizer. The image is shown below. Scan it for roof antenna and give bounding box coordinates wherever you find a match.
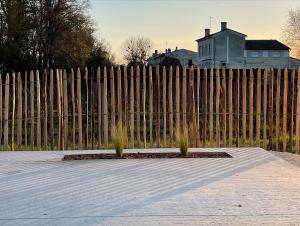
[209,16,213,30]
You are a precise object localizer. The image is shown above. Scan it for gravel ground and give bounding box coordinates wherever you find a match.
[271,151,300,168]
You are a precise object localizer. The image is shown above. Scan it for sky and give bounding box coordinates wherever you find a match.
[89,0,300,63]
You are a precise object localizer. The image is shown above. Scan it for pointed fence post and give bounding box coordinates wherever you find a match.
[249,68,254,144]
[263,68,268,148]
[163,66,167,146]
[282,67,288,152]
[169,66,174,143]
[256,68,261,146]
[17,73,22,146]
[221,67,226,146]
[36,71,41,150]
[275,68,281,151]
[49,69,54,148]
[97,67,101,146]
[228,67,233,146]
[209,67,214,144]
[11,73,15,150]
[30,71,35,148]
[4,74,9,146]
[43,70,48,148]
[202,67,207,146]
[236,68,240,147]
[149,66,153,146]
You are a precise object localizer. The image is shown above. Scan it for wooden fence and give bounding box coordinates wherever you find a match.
[0,65,299,152]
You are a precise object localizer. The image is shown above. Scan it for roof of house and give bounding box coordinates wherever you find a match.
[148,49,197,60]
[245,40,290,50]
[195,28,247,42]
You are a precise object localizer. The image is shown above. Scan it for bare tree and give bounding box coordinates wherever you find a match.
[121,36,153,66]
[282,8,300,58]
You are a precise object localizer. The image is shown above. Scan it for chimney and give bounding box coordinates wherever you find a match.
[205,28,210,37]
[221,22,227,31]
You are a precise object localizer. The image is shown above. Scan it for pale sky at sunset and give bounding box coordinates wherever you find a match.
[90,0,300,63]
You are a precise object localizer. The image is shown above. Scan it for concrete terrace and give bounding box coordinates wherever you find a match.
[0,148,300,225]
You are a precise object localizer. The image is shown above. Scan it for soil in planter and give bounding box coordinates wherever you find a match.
[63,152,232,161]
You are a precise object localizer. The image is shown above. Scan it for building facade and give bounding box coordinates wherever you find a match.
[148,48,198,67]
[196,22,300,68]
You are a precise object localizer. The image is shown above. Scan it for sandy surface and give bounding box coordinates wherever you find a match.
[0,148,300,226]
[271,151,300,168]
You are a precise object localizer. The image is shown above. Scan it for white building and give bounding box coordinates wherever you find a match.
[196,22,300,68]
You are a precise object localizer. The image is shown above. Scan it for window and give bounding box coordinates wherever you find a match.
[250,51,259,57]
[208,43,211,56]
[271,51,280,57]
[262,51,268,57]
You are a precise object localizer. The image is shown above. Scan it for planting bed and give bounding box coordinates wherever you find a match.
[62,151,232,160]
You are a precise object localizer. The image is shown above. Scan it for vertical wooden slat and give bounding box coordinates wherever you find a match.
[136,66,141,145]
[43,70,48,148]
[149,66,153,146]
[84,68,88,149]
[56,70,62,149]
[77,68,83,148]
[256,68,262,146]
[24,72,28,146]
[229,67,233,146]
[71,68,75,148]
[242,68,247,144]
[189,66,197,147]
[103,67,108,145]
[143,66,147,147]
[117,66,122,126]
[49,70,54,148]
[110,66,115,132]
[36,71,41,150]
[156,65,160,147]
[163,66,167,146]
[4,74,9,146]
[296,67,300,151]
[0,74,2,145]
[202,67,207,146]
[209,67,214,144]
[197,66,200,138]
[175,66,180,136]
[17,73,22,146]
[216,68,220,146]
[289,68,295,150]
[196,67,201,146]
[275,68,281,151]
[130,66,134,146]
[91,69,95,149]
[221,67,226,146]
[30,71,35,148]
[63,69,68,150]
[11,73,15,150]
[269,68,274,151]
[124,66,128,140]
[169,66,174,143]
[182,66,187,128]
[263,68,268,148]
[236,68,240,147]
[282,67,288,152]
[249,68,254,144]
[97,67,101,146]
[60,70,64,150]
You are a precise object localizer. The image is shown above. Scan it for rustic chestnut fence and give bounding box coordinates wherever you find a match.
[0,66,299,152]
